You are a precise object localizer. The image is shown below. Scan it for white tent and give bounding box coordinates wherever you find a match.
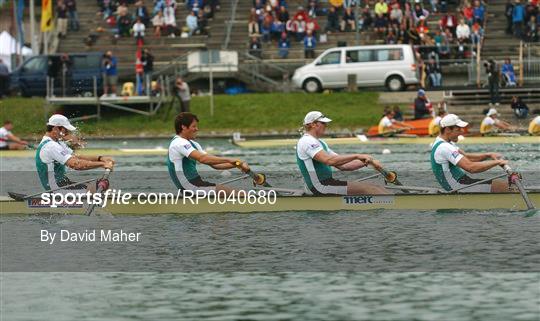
[0,30,33,72]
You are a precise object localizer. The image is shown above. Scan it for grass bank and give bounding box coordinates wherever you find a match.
[0,92,385,138]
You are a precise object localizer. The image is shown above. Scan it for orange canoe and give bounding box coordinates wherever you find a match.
[368,118,433,136]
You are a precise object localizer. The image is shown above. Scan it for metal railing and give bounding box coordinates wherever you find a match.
[222,0,239,50]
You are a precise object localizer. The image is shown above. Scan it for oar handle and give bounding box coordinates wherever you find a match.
[234,161,269,186]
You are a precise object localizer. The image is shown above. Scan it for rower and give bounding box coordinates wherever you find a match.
[528,115,540,135]
[431,114,509,192]
[296,111,389,195]
[480,108,513,135]
[0,120,29,150]
[167,112,252,194]
[428,109,448,137]
[378,109,410,135]
[36,115,114,193]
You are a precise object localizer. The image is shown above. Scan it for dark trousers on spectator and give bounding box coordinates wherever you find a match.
[0,75,8,98]
[305,49,315,59]
[488,78,500,104]
[514,21,523,39]
[179,99,190,113]
[506,17,513,34]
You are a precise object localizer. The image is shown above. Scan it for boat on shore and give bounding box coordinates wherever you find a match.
[232,135,540,149]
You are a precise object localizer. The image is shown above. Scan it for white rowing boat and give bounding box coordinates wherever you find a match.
[233,136,540,148]
[1,192,538,214]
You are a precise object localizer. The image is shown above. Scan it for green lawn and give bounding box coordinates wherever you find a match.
[0,92,385,137]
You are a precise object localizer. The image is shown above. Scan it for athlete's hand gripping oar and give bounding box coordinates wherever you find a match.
[85,169,112,216]
[235,160,271,187]
[501,164,535,210]
[367,158,409,193]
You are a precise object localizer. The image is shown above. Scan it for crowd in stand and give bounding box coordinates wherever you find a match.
[505,0,540,42]
[56,0,80,38]
[96,0,219,41]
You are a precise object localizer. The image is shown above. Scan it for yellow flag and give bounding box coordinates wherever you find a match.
[41,0,53,32]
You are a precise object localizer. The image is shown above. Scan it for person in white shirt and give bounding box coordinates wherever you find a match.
[167,112,252,193]
[296,111,389,195]
[0,120,29,150]
[528,115,540,135]
[36,115,114,192]
[456,19,471,40]
[480,108,512,135]
[430,114,509,192]
[377,109,410,135]
[152,10,164,37]
[132,17,146,44]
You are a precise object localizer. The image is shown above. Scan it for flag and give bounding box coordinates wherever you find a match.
[16,0,25,44]
[41,0,53,32]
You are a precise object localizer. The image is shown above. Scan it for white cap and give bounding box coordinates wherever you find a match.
[303,111,332,125]
[486,108,498,117]
[440,114,469,128]
[47,114,76,131]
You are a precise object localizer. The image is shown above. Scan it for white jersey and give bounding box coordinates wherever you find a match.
[0,126,12,148]
[296,134,347,195]
[167,135,213,191]
[35,136,73,190]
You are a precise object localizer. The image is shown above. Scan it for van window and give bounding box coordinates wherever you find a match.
[318,51,341,65]
[346,49,372,63]
[72,55,101,69]
[23,57,47,72]
[375,49,403,61]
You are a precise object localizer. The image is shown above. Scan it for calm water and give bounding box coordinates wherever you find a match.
[1,139,539,320]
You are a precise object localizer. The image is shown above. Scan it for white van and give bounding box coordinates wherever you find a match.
[292,44,419,92]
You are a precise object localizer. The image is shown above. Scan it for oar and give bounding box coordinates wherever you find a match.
[235,161,271,187]
[85,169,112,216]
[502,164,535,210]
[369,162,409,193]
[219,174,250,185]
[8,178,98,201]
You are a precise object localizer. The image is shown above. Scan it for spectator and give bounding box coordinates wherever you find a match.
[197,10,209,35]
[304,30,316,58]
[526,15,538,41]
[456,19,471,41]
[164,3,177,37]
[278,32,290,58]
[248,15,260,36]
[386,29,397,44]
[340,7,356,32]
[173,77,191,113]
[402,2,414,29]
[307,1,319,18]
[389,3,403,28]
[471,22,484,47]
[66,0,79,31]
[374,11,388,36]
[505,0,514,34]
[512,0,525,39]
[501,58,517,86]
[392,105,404,121]
[306,17,320,37]
[57,0,68,38]
[414,89,432,119]
[0,59,8,98]
[249,36,262,58]
[117,7,132,37]
[510,96,529,118]
[426,58,442,87]
[374,0,389,19]
[473,0,485,26]
[135,1,150,26]
[141,48,154,91]
[186,11,198,36]
[485,59,500,106]
[462,2,474,26]
[412,3,429,24]
[325,6,340,33]
[102,51,118,97]
[359,5,373,31]
[133,17,146,45]
[295,15,307,42]
[278,6,289,22]
[152,10,164,37]
[440,13,457,35]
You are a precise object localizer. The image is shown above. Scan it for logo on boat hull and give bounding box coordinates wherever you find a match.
[342,196,395,205]
[26,198,83,209]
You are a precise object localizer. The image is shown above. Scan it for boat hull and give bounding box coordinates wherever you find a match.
[1,193,538,214]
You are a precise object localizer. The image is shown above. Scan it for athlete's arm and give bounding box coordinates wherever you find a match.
[460,150,502,161]
[65,156,114,170]
[189,150,239,167]
[210,163,237,170]
[313,150,371,167]
[6,133,28,145]
[457,156,507,173]
[337,160,367,171]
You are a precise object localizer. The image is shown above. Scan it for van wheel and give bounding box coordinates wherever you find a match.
[303,78,322,93]
[386,76,405,92]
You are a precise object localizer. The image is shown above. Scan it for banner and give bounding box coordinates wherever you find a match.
[41,0,53,32]
[16,0,25,44]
